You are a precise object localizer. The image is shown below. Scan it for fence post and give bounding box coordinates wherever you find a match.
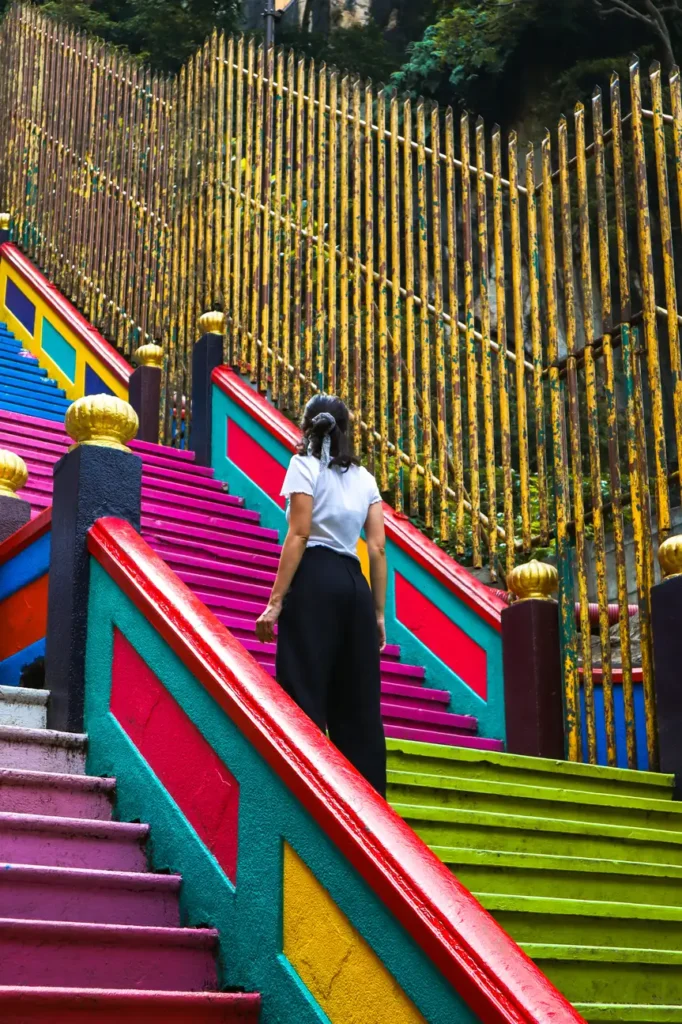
[45,395,142,733]
[0,450,31,541]
[651,536,682,794]
[502,560,566,760]
[129,342,163,443]
[190,310,225,467]
[0,212,9,244]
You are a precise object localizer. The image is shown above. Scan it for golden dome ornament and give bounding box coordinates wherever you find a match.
[508,559,559,602]
[197,310,225,337]
[134,342,164,369]
[0,449,28,498]
[65,394,139,453]
[0,213,10,232]
[658,535,682,580]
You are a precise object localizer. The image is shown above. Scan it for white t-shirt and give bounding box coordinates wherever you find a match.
[281,454,382,560]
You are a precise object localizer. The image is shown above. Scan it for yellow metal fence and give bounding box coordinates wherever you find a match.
[2,3,680,771]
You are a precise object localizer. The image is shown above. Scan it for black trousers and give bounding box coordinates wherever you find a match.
[276,546,387,797]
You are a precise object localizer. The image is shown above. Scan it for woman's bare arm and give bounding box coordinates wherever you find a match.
[255,492,313,643]
[364,502,387,651]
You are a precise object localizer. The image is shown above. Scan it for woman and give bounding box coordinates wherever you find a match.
[255,395,388,796]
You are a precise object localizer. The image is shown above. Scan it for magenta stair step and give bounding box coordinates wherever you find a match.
[194,590,266,618]
[146,537,280,572]
[142,468,240,500]
[0,918,218,991]
[141,489,260,522]
[0,407,69,437]
[0,863,181,926]
[178,572,271,603]
[380,681,449,705]
[131,438,195,462]
[141,503,276,542]
[383,723,504,750]
[0,727,86,775]
[0,987,262,1022]
[141,520,282,558]
[0,812,148,871]
[0,769,114,820]
[380,700,477,732]
[1,438,66,464]
[156,548,276,586]
[138,451,215,479]
[17,490,51,511]
[16,474,52,495]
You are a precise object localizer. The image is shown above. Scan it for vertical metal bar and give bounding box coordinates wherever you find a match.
[270,48,284,403]
[339,75,350,407]
[205,30,218,310]
[214,32,225,316]
[445,109,464,552]
[377,88,389,491]
[508,131,531,551]
[364,81,375,471]
[431,105,448,540]
[461,113,480,566]
[280,50,295,406]
[303,59,316,398]
[389,94,403,512]
[404,99,418,516]
[327,71,338,396]
[314,65,327,393]
[230,38,245,364]
[291,56,305,411]
[249,45,265,382]
[259,42,275,394]
[526,143,549,543]
[351,80,363,453]
[240,39,255,372]
[222,36,235,356]
[416,102,432,528]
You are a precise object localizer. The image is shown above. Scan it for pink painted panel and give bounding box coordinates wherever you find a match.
[394,573,488,702]
[227,418,286,509]
[110,630,240,882]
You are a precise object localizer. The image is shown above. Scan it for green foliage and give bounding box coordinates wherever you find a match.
[277,21,403,84]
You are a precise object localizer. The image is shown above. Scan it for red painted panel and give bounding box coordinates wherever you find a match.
[395,573,487,702]
[0,508,51,565]
[110,630,240,883]
[227,417,286,509]
[0,574,48,660]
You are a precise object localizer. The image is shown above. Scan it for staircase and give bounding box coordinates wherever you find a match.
[0,685,261,1021]
[2,322,682,1022]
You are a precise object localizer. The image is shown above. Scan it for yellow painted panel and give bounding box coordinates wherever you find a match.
[356,537,371,585]
[282,843,427,1024]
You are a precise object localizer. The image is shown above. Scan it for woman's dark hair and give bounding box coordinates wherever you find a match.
[298,395,360,471]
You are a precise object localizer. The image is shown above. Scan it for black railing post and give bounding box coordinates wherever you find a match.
[129,342,164,444]
[651,536,682,794]
[190,310,225,468]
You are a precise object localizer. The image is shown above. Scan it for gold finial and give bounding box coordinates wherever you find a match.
[508,559,559,602]
[197,310,225,336]
[0,449,28,498]
[134,342,164,369]
[659,535,682,580]
[0,213,10,231]
[65,394,139,453]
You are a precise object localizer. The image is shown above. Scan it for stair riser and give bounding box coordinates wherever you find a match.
[0,740,85,776]
[141,522,281,558]
[495,910,682,952]
[0,402,63,423]
[0,704,47,730]
[140,488,256,520]
[0,828,147,872]
[0,782,113,820]
[536,959,682,1007]
[0,993,261,1022]
[0,934,217,992]
[0,878,180,927]
[384,726,504,750]
[145,536,280,570]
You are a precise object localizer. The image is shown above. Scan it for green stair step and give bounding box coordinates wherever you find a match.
[522,944,682,1006]
[388,768,682,831]
[574,1004,682,1023]
[434,847,682,908]
[386,739,675,801]
[392,802,682,865]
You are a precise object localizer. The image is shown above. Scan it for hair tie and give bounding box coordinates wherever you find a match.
[312,412,336,435]
[307,411,336,468]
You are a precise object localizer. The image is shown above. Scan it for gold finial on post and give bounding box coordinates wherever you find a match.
[0,213,10,231]
[0,449,28,497]
[659,535,682,580]
[197,310,225,337]
[508,559,559,602]
[65,394,139,453]
[134,342,164,369]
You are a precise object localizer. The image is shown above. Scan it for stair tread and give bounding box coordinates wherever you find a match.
[572,1004,682,1022]
[431,845,682,878]
[0,725,86,750]
[521,943,682,965]
[478,892,682,921]
[0,687,49,707]
[0,917,218,947]
[0,768,115,793]
[0,987,262,1014]
[0,861,181,890]
[0,809,148,838]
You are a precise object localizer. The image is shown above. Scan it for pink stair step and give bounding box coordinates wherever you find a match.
[384,723,504,750]
[146,537,280,573]
[156,548,276,586]
[0,408,68,435]
[0,863,181,927]
[0,769,115,820]
[141,488,260,523]
[380,681,450,706]
[17,489,51,511]
[0,812,148,872]
[0,727,86,775]
[138,451,215,479]
[194,590,266,618]
[0,987,262,1022]
[0,918,218,991]
[142,467,240,500]
[141,503,276,542]
[16,474,52,496]
[380,700,477,732]
[131,438,195,462]
[141,520,282,558]
[178,571,271,603]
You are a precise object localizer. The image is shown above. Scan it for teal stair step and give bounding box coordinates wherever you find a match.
[0,378,67,400]
[386,739,675,801]
[522,944,682,1006]
[0,390,70,416]
[0,363,48,382]
[434,847,682,908]
[0,399,65,423]
[0,352,41,369]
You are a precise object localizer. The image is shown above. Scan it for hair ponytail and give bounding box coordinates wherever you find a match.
[298,396,360,471]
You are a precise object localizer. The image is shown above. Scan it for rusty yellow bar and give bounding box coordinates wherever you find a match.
[351,80,363,453]
[259,42,275,394]
[339,75,350,407]
[248,45,265,382]
[223,35,236,359]
[525,143,549,544]
[364,81,376,472]
[204,31,217,311]
[461,113,480,566]
[542,129,581,763]
[303,59,316,398]
[403,99,418,516]
[214,32,225,317]
[327,70,338,396]
[475,117,496,570]
[508,132,531,552]
[592,85,637,769]
[240,39,256,372]
[280,50,295,408]
[314,65,327,392]
[431,105,448,540]
[445,109,464,552]
[416,102,433,529]
[291,56,305,411]
[377,88,389,491]
[270,49,284,403]
[390,93,403,513]
[492,125,514,577]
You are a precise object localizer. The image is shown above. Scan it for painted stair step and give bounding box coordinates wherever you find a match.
[16,475,52,496]
[380,702,477,732]
[0,338,22,351]
[523,943,682,1006]
[17,490,51,511]
[146,537,280,573]
[141,489,260,523]
[392,802,682,866]
[7,457,52,481]
[0,687,48,730]
[142,463,236,495]
[385,770,682,832]
[430,846,682,909]
[385,739,676,802]
[0,391,70,416]
[0,987,262,1023]
[235,635,418,681]
[131,438,196,462]
[194,589,265,619]
[0,863,181,926]
[0,769,114,820]
[141,519,282,559]
[136,450,215,479]
[0,377,66,401]
[0,812,148,871]
[141,503,276,542]
[572,1002,682,1022]
[0,918,218,992]
[0,726,86,775]
[155,548,277,586]
[0,354,43,371]
[0,436,69,464]
[482,892,682,950]
[384,725,503,750]
[0,401,64,424]
[179,573,271,603]
[0,370,55,391]
[0,418,70,449]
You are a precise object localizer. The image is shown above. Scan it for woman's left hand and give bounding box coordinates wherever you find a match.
[256,600,282,643]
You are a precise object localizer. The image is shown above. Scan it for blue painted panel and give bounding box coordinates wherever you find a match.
[0,638,45,687]
[579,682,647,770]
[5,279,35,335]
[0,532,51,602]
[42,319,77,383]
[85,364,114,397]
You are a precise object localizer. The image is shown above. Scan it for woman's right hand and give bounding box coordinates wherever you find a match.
[376,614,386,652]
[256,600,282,644]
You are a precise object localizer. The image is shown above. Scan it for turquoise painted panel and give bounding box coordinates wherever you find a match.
[211,384,505,741]
[85,561,480,1024]
[42,319,77,383]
